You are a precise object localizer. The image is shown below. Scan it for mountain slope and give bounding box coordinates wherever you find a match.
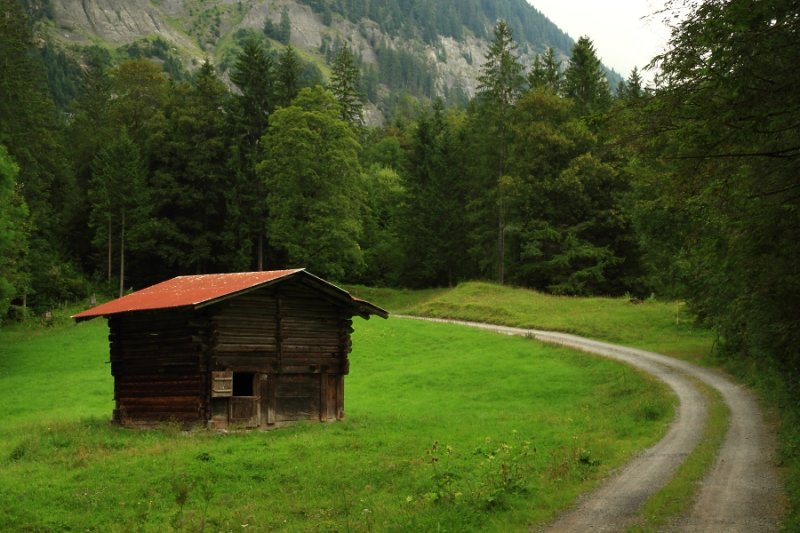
[29,0,620,121]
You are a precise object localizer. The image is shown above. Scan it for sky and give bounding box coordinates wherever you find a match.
[528,0,674,84]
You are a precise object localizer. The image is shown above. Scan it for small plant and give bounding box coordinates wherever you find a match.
[578,448,600,467]
[474,432,536,509]
[418,432,536,511]
[424,440,461,503]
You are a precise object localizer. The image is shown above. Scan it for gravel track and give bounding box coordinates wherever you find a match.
[397,316,785,532]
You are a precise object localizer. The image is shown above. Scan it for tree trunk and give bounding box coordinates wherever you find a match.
[118,211,125,298]
[257,233,264,271]
[107,217,113,284]
[498,208,505,285]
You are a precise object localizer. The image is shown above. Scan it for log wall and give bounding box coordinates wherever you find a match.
[108,310,208,427]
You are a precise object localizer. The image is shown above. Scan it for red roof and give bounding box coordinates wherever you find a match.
[72,269,388,321]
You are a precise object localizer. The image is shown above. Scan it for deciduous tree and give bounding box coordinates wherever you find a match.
[643,0,800,375]
[258,87,365,279]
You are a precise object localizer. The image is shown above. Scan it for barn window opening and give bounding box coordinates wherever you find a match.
[232,372,255,396]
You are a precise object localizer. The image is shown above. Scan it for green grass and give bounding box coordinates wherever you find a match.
[348,282,715,362]
[0,309,675,531]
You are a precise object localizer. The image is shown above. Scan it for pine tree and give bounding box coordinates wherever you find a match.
[150,61,236,276]
[563,36,612,117]
[477,20,525,118]
[475,20,525,284]
[229,40,276,270]
[277,45,302,108]
[620,67,644,100]
[506,89,634,294]
[108,59,169,152]
[329,43,365,126]
[230,39,275,146]
[278,7,292,44]
[528,47,562,94]
[402,100,469,286]
[0,0,83,311]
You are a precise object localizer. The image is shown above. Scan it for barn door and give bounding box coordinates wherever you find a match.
[228,372,259,427]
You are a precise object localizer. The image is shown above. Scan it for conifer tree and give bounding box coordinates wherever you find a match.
[563,36,612,117]
[329,43,365,125]
[528,47,563,94]
[108,59,169,152]
[278,7,292,44]
[230,39,275,144]
[475,20,525,284]
[229,41,276,270]
[617,67,644,100]
[277,45,302,108]
[402,100,469,286]
[0,0,82,310]
[149,61,236,276]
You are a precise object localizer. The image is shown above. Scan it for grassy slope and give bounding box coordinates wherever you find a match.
[348,281,715,362]
[0,306,673,531]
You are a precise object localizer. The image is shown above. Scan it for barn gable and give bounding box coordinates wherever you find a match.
[73,270,387,429]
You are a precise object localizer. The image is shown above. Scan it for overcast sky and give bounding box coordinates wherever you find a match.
[528,0,674,84]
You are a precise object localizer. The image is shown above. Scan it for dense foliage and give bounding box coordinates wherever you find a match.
[1,0,798,389]
[638,0,800,376]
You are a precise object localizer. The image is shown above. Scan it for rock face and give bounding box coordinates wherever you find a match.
[49,0,203,60]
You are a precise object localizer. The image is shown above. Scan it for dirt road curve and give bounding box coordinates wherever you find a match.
[398,316,786,532]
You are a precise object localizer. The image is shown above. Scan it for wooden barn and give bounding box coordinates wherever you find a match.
[72,269,387,429]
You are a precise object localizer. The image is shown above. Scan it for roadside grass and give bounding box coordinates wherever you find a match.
[348,281,715,362]
[0,310,674,531]
[627,379,729,532]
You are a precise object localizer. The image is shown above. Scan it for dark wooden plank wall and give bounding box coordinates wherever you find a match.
[109,310,208,426]
[210,282,353,375]
[209,280,353,425]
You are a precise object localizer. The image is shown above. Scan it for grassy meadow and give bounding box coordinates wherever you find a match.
[0,300,679,532]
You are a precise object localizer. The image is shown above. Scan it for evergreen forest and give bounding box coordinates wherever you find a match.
[1,0,798,388]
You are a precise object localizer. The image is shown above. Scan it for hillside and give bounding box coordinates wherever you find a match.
[26,0,620,122]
